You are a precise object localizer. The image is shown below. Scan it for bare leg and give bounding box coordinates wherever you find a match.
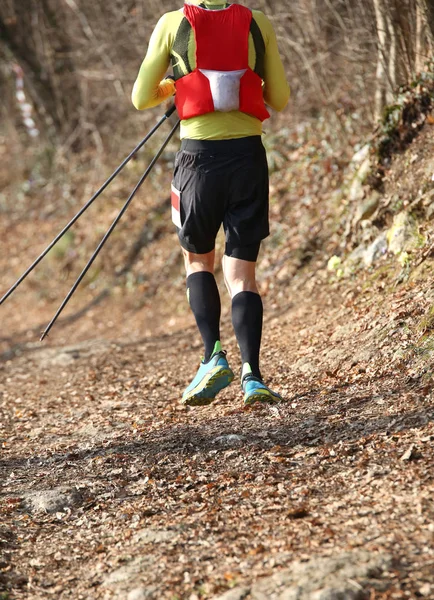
[222,254,263,379]
[183,248,215,276]
[222,254,258,297]
[222,254,281,403]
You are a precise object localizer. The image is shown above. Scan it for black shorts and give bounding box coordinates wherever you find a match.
[171,136,269,258]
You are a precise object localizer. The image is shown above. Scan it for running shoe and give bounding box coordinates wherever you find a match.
[182,341,234,406]
[241,362,282,405]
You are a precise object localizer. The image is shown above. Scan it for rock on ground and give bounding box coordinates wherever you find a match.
[22,487,83,513]
[213,551,392,600]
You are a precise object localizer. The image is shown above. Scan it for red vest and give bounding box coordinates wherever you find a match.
[175,3,270,122]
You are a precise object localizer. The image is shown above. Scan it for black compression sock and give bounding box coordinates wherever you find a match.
[187,271,221,361]
[231,291,263,380]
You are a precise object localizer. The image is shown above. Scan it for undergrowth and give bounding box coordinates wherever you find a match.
[368,63,434,190]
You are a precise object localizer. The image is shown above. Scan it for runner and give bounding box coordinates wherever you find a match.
[132,0,290,406]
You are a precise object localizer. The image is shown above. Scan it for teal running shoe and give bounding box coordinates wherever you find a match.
[182,341,234,406]
[242,363,282,406]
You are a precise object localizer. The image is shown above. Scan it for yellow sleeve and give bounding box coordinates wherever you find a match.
[132,13,177,110]
[252,11,290,112]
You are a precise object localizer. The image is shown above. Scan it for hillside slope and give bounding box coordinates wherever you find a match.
[1,117,434,599]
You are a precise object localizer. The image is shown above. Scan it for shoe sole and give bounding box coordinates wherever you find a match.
[243,388,282,406]
[182,367,234,407]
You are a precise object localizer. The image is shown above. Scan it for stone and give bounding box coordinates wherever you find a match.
[348,156,371,202]
[363,232,388,266]
[425,191,434,219]
[103,557,150,587]
[419,583,433,597]
[309,589,362,600]
[346,244,367,266]
[213,434,247,446]
[342,231,387,272]
[353,191,381,224]
[127,587,154,600]
[36,341,109,367]
[329,323,358,342]
[351,144,370,164]
[352,346,375,363]
[133,528,176,544]
[219,551,393,600]
[213,588,251,600]
[386,211,424,255]
[293,359,316,376]
[23,487,82,514]
[278,589,303,600]
[422,189,434,206]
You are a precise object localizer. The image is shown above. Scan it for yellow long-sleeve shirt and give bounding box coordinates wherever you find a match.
[132,0,290,140]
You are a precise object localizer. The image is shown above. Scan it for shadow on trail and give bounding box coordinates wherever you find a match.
[1,375,432,484]
[0,289,110,361]
[0,199,173,363]
[0,318,198,367]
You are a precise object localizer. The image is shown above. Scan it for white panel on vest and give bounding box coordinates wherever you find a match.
[199,69,247,112]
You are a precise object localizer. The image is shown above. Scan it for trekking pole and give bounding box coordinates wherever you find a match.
[0,104,177,307]
[40,117,180,341]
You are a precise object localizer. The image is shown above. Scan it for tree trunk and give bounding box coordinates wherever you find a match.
[385,2,396,101]
[418,0,434,68]
[0,0,81,142]
[373,0,389,120]
[423,0,434,38]
[416,0,426,72]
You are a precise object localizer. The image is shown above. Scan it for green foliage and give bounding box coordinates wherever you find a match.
[417,304,434,336]
[47,230,75,260]
[374,66,434,175]
[262,129,292,173]
[31,144,56,182]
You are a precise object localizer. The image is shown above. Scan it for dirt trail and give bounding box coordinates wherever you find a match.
[1,254,434,599]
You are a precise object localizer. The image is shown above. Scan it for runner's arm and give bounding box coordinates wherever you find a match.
[132,15,176,110]
[253,11,290,112]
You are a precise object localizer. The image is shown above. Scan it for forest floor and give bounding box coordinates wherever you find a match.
[1,124,434,600]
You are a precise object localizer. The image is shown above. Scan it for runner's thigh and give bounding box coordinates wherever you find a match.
[171,147,227,254]
[224,139,269,249]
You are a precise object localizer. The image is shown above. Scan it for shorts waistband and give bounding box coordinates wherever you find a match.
[180,136,263,153]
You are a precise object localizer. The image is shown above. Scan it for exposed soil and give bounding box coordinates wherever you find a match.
[1,126,434,600]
